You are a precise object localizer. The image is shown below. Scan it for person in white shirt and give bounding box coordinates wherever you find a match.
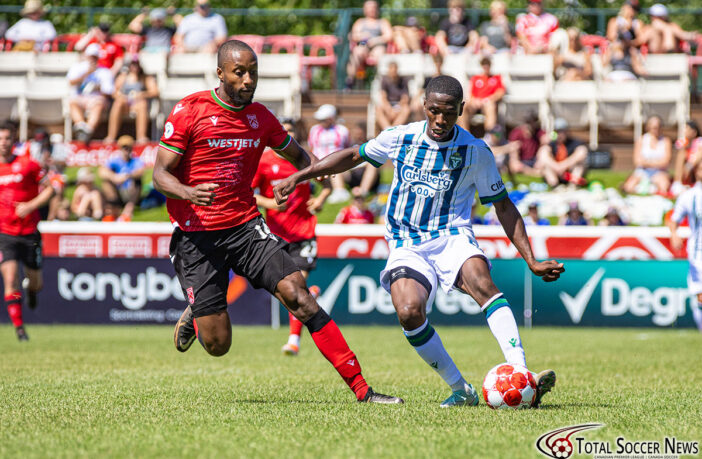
[668,160,702,332]
[66,44,115,143]
[5,0,56,51]
[274,75,564,408]
[173,0,227,53]
[307,104,352,203]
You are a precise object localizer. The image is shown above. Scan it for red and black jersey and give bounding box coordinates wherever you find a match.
[252,149,316,243]
[159,89,291,231]
[0,154,44,236]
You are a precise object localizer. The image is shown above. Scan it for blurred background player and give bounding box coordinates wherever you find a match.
[668,160,702,333]
[0,122,57,341]
[252,118,331,356]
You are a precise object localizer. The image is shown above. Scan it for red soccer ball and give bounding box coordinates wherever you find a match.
[482,363,536,410]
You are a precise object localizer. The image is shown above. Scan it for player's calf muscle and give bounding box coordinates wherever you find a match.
[276,279,317,323]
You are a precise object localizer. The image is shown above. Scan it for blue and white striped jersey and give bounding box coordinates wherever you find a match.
[359,121,507,248]
[672,182,702,261]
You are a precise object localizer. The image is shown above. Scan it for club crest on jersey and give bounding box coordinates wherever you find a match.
[449,150,463,169]
[247,114,259,129]
[210,116,219,126]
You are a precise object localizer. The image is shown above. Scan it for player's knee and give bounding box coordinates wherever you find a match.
[202,335,231,357]
[395,301,425,328]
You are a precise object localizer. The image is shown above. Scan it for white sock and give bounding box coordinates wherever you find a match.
[482,294,527,368]
[287,334,300,347]
[404,319,464,389]
[694,302,702,332]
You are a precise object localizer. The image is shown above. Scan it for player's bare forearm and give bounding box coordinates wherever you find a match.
[278,138,315,172]
[153,147,217,205]
[494,197,536,267]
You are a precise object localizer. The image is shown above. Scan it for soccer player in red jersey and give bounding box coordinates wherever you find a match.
[252,119,330,356]
[0,122,57,341]
[153,40,402,404]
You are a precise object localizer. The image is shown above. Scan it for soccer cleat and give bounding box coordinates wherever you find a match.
[173,306,196,353]
[15,326,29,341]
[440,384,479,408]
[281,343,299,356]
[358,387,404,404]
[531,369,557,408]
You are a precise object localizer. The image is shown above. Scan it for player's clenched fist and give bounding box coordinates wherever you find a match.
[273,177,297,205]
[187,183,218,206]
[529,260,565,282]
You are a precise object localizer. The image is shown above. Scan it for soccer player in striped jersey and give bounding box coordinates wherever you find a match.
[274,75,564,407]
[668,160,702,333]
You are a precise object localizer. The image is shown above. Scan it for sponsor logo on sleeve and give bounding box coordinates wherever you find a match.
[164,122,174,139]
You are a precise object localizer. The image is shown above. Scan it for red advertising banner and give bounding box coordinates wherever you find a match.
[38,222,689,261]
[63,141,159,167]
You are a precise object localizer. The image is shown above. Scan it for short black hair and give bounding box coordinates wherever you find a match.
[0,121,17,139]
[425,75,463,103]
[217,40,256,68]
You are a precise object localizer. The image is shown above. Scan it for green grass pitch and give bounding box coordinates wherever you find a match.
[1,325,700,458]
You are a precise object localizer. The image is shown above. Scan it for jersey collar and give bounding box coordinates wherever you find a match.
[211,89,246,112]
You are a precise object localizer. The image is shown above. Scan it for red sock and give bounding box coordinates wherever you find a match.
[289,312,303,337]
[306,309,369,400]
[5,292,23,328]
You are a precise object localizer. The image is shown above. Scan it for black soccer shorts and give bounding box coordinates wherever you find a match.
[284,237,318,272]
[0,232,43,270]
[169,216,299,318]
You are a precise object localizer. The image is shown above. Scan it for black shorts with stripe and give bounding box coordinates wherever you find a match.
[0,232,43,270]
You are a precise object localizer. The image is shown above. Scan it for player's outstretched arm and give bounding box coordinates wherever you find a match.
[152,147,218,206]
[494,197,564,282]
[274,146,364,205]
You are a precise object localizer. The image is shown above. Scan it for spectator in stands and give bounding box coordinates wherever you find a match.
[70,167,103,221]
[128,7,182,53]
[479,0,514,54]
[599,206,627,226]
[483,125,521,174]
[99,135,145,222]
[52,198,70,221]
[672,120,702,192]
[559,202,592,225]
[5,0,56,51]
[639,4,698,54]
[104,58,159,144]
[524,202,550,225]
[516,0,559,55]
[75,23,124,77]
[346,0,393,88]
[376,61,411,131]
[553,28,592,81]
[606,0,644,46]
[335,189,375,224]
[623,115,672,195]
[172,0,227,54]
[602,38,645,82]
[435,0,479,58]
[536,118,589,187]
[307,104,352,203]
[464,56,505,131]
[392,16,426,54]
[508,112,546,175]
[67,44,115,143]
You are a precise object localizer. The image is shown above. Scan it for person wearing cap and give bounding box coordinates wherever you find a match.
[307,104,352,203]
[606,0,644,46]
[559,202,591,225]
[67,43,115,143]
[435,0,479,58]
[479,0,515,54]
[515,0,559,54]
[639,3,698,54]
[376,61,411,131]
[104,58,159,144]
[391,16,426,54]
[173,0,227,53]
[599,206,626,226]
[128,7,182,53]
[535,117,589,188]
[99,135,145,222]
[5,0,56,51]
[70,167,104,221]
[465,56,505,131]
[75,22,124,77]
[346,0,393,88]
[524,202,550,226]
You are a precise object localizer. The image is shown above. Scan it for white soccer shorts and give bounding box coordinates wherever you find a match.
[688,258,702,295]
[380,233,491,307]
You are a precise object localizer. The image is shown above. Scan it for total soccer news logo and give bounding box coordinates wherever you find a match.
[536,424,700,459]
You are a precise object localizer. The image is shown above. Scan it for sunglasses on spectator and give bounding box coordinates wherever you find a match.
[198,3,210,9]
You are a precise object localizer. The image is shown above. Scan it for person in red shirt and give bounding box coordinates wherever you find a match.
[252,118,331,356]
[0,122,57,341]
[153,40,401,404]
[463,56,505,131]
[75,23,125,77]
[335,190,375,224]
